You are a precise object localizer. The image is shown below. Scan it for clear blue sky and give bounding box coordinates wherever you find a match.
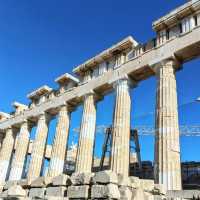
[0,0,200,166]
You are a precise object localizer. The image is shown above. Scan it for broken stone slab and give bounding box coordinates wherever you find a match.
[91,184,120,199]
[52,174,72,186]
[67,185,89,199]
[46,186,67,197]
[29,187,46,199]
[119,186,132,200]
[144,191,155,200]
[18,179,31,189]
[140,179,154,192]
[117,174,131,187]
[0,187,27,200]
[132,188,146,200]
[153,184,166,195]
[129,176,140,188]
[0,190,8,199]
[3,180,18,190]
[44,197,69,200]
[167,190,200,199]
[0,182,5,193]
[71,172,93,185]
[31,176,53,188]
[92,170,118,185]
[7,185,27,197]
[153,195,166,200]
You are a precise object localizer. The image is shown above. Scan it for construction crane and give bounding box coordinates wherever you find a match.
[99,127,142,171]
[99,127,112,170]
[72,124,200,172]
[130,129,142,171]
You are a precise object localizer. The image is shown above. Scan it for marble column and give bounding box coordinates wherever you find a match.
[75,92,96,172]
[9,120,30,181]
[0,128,15,182]
[27,113,50,181]
[154,59,182,190]
[48,104,70,177]
[110,77,132,177]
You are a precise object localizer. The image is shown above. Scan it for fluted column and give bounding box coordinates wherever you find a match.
[9,120,31,181]
[48,104,70,177]
[27,113,50,181]
[110,77,132,177]
[154,59,182,190]
[75,92,96,172]
[0,128,15,182]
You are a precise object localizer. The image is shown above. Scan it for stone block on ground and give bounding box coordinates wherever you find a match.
[0,190,8,198]
[52,174,72,186]
[71,172,93,185]
[144,191,155,200]
[153,184,166,195]
[140,179,154,192]
[129,176,140,188]
[117,174,131,187]
[132,188,146,200]
[153,195,166,200]
[119,186,132,200]
[0,182,5,193]
[45,197,69,200]
[3,180,18,190]
[167,190,200,199]
[7,185,27,197]
[31,176,53,188]
[92,170,118,185]
[91,184,120,199]
[46,186,67,197]
[29,187,46,199]
[18,179,31,189]
[67,185,89,199]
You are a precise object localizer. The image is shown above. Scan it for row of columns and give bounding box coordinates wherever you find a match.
[0,59,182,190]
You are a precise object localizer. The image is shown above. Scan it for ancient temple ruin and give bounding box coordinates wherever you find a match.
[0,0,200,199]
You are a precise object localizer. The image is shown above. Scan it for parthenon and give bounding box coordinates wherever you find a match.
[0,0,200,199]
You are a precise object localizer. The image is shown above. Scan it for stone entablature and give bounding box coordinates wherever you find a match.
[153,0,200,47]
[27,85,53,108]
[153,0,200,31]
[73,36,138,75]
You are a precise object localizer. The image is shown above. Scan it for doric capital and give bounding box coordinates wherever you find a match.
[84,90,95,97]
[58,101,68,108]
[4,126,16,137]
[56,101,75,113]
[78,89,95,99]
[6,126,12,131]
[84,90,103,103]
[152,58,181,75]
[0,125,12,134]
[20,119,32,131]
[37,112,52,123]
[109,75,137,89]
